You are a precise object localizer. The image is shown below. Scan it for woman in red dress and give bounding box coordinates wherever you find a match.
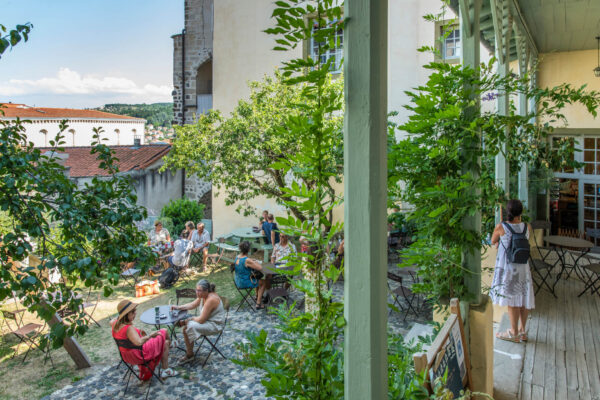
[111,300,178,379]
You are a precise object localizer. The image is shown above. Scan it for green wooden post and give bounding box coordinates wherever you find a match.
[460,0,482,303]
[343,0,388,398]
[517,43,529,209]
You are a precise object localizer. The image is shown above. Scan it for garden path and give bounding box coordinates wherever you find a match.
[44,279,430,400]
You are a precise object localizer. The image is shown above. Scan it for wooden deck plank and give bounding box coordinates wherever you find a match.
[572,280,592,400]
[565,280,576,353]
[532,292,547,386]
[522,297,539,385]
[581,287,600,397]
[531,384,544,400]
[520,381,531,400]
[555,350,568,400]
[588,289,600,393]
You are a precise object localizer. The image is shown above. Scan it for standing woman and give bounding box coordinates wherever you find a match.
[490,199,535,342]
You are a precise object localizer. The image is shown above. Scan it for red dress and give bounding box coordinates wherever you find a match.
[111,321,166,380]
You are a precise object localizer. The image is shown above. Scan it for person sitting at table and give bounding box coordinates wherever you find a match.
[490,199,535,343]
[257,210,269,231]
[185,221,195,237]
[234,241,268,309]
[262,214,280,246]
[111,300,178,378]
[171,279,227,363]
[168,230,194,271]
[191,222,211,271]
[271,233,296,267]
[148,220,171,247]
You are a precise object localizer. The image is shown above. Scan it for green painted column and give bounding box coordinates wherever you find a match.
[518,91,528,208]
[460,0,482,303]
[343,0,388,398]
[495,59,510,223]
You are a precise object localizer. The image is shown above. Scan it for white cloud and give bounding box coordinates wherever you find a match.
[0,68,172,103]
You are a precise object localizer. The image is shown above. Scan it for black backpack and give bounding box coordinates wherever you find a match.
[502,222,530,264]
[159,267,179,289]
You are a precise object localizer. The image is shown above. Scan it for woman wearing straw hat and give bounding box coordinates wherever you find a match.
[111,300,178,378]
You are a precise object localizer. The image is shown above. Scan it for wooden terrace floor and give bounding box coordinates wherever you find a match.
[519,275,600,400]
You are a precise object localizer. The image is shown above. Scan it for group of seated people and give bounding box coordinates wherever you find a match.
[147,220,212,272]
[111,279,225,371]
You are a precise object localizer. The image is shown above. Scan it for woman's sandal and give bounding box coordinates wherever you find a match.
[496,329,521,343]
[519,331,528,342]
[160,368,179,378]
[256,303,265,310]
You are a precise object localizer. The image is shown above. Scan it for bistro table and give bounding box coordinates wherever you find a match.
[543,235,594,284]
[229,227,270,262]
[139,305,190,345]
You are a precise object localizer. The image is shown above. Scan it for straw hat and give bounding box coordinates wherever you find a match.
[116,300,138,322]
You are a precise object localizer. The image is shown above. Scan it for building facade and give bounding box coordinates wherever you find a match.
[0,103,145,147]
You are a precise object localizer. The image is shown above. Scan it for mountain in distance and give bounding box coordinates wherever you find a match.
[94,103,173,128]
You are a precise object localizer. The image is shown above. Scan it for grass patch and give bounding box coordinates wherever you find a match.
[36,364,76,398]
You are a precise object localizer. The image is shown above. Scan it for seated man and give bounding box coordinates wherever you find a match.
[171,279,226,363]
[191,222,211,271]
[168,230,193,271]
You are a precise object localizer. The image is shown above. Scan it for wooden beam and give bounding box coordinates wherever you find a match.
[508,0,538,58]
[343,0,388,398]
[490,0,504,64]
[459,0,472,37]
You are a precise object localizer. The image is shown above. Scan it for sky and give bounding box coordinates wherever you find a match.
[0,0,184,108]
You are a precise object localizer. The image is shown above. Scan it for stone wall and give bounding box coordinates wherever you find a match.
[172,0,214,125]
[184,174,212,217]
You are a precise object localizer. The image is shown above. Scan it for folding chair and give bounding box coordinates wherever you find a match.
[585,228,600,253]
[530,220,557,298]
[176,288,198,315]
[177,250,194,282]
[1,310,52,365]
[387,272,421,322]
[192,296,230,367]
[121,262,141,287]
[113,337,164,400]
[81,291,101,328]
[575,255,600,297]
[230,268,256,311]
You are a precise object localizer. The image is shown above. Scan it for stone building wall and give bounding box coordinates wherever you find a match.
[184,174,212,218]
[172,0,214,125]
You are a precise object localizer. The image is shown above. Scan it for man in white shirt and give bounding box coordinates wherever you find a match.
[168,230,194,270]
[191,223,211,271]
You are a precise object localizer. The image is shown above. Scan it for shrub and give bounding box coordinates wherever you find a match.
[160,198,204,236]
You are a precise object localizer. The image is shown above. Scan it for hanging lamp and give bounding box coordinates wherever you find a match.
[595,36,600,78]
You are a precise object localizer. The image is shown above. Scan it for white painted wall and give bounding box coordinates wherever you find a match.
[2,118,146,147]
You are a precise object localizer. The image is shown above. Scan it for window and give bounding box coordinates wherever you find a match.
[310,21,343,73]
[68,129,75,146]
[115,129,120,145]
[441,27,461,60]
[583,137,600,175]
[40,129,48,147]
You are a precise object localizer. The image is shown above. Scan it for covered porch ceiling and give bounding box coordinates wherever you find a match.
[450,0,600,62]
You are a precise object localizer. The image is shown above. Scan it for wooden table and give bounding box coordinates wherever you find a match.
[543,235,594,284]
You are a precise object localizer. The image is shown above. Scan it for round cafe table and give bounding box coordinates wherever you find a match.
[543,235,593,283]
[229,227,269,261]
[139,305,189,346]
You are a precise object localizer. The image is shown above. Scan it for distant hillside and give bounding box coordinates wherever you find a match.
[94,103,173,128]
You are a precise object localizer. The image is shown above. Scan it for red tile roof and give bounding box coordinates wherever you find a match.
[0,103,143,121]
[38,144,171,177]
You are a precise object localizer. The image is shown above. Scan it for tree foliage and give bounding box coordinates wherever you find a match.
[0,23,32,58]
[162,70,343,222]
[160,197,205,236]
[388,59,600,301]
[94,103,173,128]
[231,1,347,399]
[0,117,155,347]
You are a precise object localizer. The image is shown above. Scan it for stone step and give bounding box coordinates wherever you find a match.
[403,322,434,350]
[493,312,526,400]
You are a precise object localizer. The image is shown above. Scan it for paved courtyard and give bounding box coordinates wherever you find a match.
[44,279,431,400]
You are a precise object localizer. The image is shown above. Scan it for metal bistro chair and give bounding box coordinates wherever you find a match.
[387,271,421,322]
[113,337,164,400]
[1,310,51,365]
[529,220,557,298]
[176,288,198,314]
[192,296,230,367]
[230,266,256,312]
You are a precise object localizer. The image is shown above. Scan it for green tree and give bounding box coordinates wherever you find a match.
[0,24,154,346]
[160,197,205,236]
[388,59,600,302]
[162,70,343,222]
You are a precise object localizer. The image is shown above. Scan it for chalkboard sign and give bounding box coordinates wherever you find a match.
[413,298,471,397]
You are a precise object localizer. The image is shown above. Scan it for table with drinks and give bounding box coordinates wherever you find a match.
[139,304,190,341]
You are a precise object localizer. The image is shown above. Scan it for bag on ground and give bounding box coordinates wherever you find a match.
[159,267,179,289]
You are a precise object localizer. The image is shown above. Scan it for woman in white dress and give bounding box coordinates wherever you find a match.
[490,199,535,342]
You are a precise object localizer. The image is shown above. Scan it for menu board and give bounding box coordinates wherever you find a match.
[413,298,471,396]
